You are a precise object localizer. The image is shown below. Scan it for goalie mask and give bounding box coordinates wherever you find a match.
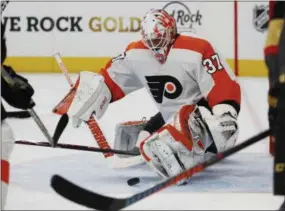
[141,9,177,64]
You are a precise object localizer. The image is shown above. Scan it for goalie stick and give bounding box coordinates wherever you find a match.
[15,140,140,156]
[52,53,113,158]
[15,112,140,156]
[16,108,138,156]
[50,129,270,211]
[52,113,69,146]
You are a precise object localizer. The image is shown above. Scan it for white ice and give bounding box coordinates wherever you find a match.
[3,74,284,210]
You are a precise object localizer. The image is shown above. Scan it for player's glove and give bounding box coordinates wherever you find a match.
[1,65,35,110]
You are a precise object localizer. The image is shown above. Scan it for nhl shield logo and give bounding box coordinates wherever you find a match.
[253,4,269,32]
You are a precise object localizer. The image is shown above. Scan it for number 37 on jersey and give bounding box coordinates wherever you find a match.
[202,53,224,74]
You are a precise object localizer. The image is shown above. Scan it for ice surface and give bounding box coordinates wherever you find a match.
[3,74,284,210]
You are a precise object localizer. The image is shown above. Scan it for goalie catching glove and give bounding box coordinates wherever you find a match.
[114,119,149,158]
[139,104,239,185]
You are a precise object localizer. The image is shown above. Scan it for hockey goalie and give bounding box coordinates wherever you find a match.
[57,9,241,185]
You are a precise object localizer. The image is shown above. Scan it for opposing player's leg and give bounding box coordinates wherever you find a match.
[274,11,285,209]
[1,120,15,210]
[266,4,285,208]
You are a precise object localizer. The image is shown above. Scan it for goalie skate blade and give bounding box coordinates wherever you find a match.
[51,175,126,211]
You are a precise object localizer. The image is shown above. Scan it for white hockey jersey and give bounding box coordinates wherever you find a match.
[100,35,241,122]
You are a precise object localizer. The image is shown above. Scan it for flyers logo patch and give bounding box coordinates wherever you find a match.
[145,75,183,103]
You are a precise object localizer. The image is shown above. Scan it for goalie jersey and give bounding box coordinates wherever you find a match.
[100,34,241,122]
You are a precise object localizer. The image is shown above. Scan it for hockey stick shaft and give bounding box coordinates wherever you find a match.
[28,107,55,147]
[53,53,74,87]
[6,111,31,119]
[15,140,138,156]
[53,53,113,158]
[50,129,270,211]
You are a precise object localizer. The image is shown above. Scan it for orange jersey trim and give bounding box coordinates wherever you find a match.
[172,35,208,54]
[99,60,125,102]
[126,40,148,51]
[161,124,194,151]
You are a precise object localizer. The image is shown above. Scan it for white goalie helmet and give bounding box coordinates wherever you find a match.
[141,9,177,64]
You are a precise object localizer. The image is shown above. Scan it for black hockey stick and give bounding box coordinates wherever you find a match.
[15,113,68,147]
[28,107,57,147]
[50,129,270,211]
[15,112,139,156]
[52,113,69,146]
[15,140,140,156]
[6,110,31,119]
